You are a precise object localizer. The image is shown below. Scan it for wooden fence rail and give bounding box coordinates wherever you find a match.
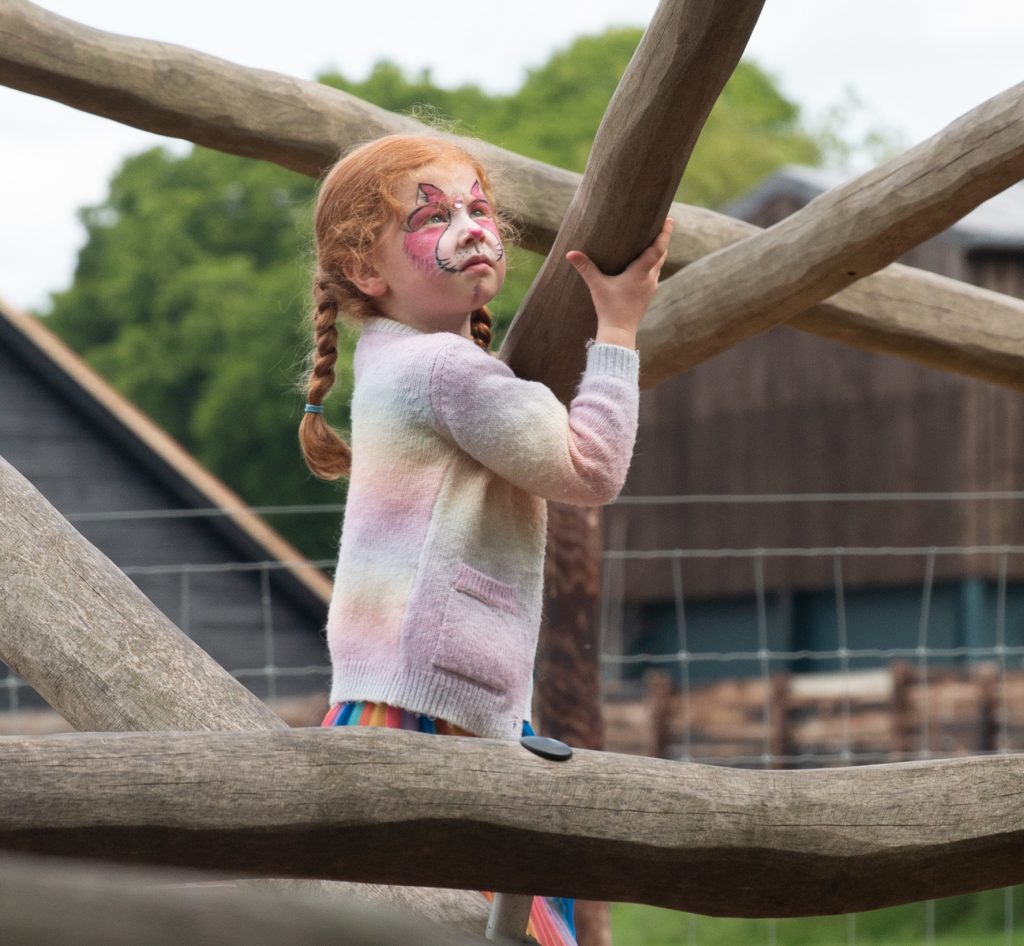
[605,664,1024,765]
[3,726,1024,918]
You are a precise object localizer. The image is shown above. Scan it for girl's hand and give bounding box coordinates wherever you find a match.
[566,216,674,350]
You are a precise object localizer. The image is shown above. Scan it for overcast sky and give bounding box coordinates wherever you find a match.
[3,0,1022,311]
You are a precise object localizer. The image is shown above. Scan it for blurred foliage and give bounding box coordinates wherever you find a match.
[611,886,1024,945]
[43,28,841,559]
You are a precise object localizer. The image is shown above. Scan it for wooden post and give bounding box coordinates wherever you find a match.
[0,457,282,733]
[506,4,766,938]
[638,80,1024,388]
[500,0,767,400]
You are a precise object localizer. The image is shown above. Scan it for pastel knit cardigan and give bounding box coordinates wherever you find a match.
[326,316,640,739]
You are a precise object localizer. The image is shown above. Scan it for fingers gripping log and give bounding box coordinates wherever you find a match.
[499,0,766,401]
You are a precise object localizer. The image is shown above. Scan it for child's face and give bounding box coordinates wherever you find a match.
[367,162,507,336]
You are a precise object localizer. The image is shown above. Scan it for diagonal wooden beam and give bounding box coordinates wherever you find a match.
[3,0,1023,393]
[0,456,489,930]
[0,457,283,733]
[499,0,766,400]
[637,81,1024,388]
[0,0,415,176]
[5,727,1024,918]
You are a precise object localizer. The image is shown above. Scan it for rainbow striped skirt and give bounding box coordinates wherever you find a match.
[322,700,577,946]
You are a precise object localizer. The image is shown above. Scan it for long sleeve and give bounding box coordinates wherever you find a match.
[429,339,640,506]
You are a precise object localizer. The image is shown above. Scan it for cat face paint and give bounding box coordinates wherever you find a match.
[367,162,507,336]
[400,180,504,274]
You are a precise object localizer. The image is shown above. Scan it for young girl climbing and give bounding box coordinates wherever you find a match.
[300,133,672,945]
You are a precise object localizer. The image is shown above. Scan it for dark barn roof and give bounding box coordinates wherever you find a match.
[0,298,332,707]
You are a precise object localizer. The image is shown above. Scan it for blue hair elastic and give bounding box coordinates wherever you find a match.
[303,403,324,414]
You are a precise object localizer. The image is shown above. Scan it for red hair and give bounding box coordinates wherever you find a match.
[300,135,505,480]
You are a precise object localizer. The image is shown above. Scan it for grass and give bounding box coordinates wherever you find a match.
[610,888,1022,945]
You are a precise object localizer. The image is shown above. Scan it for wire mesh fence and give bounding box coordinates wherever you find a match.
[2,493,1022,943]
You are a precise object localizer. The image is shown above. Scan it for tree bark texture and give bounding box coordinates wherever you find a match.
[0,456,490,931]
[0,457,282,734]
[0,853,490,946]
[3,1,1023,392]
[500,0,766,400]
[4,728,1024,918]
[638,80,1024,388]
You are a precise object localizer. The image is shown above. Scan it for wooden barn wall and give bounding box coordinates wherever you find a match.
[969,249,1024,298]
[0,343,329,709]
[617,194,1024,603]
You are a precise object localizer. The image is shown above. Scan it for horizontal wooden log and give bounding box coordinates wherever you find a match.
[3,0,1024,393]
[4,727,1024,918]
[0,853,489,946]
[502,0,765,399]
[638,80,1024,388]
[0,456,282,733]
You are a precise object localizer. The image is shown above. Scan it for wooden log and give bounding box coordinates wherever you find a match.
[520,8,763,933]
[0,853,490,946]
[638,80,1024,388]
[3,1,1024,392]
[787,267,1024,395]
[0,457,282,733]
[4,727,1024,918]
[0,0,416,177]
[537,504,607,754]
[0,0,566,255]
[500,0,765,400]
[0,457,489,931]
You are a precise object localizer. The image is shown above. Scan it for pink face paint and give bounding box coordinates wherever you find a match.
[400,180,504,274]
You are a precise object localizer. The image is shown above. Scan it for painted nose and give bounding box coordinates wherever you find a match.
[459,223,486,245]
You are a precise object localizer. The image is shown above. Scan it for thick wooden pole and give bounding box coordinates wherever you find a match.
[0,457,282,733]
[507,9,764,939]
[4,728,1024,918]
[537,505,606,751]
[499,0,766,400]
[0,853,490,946]
[638,81,1024,388]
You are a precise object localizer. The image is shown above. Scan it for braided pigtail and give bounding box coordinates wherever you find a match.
[470,306,493,351]
[299,276,352,480]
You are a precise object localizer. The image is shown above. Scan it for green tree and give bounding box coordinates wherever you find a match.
[42,28,837,559]
[45,147,346,556]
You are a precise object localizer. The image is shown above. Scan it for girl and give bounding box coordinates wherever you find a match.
[300,134,671,944]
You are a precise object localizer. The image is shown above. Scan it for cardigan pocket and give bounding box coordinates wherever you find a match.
[432,563,528,694]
